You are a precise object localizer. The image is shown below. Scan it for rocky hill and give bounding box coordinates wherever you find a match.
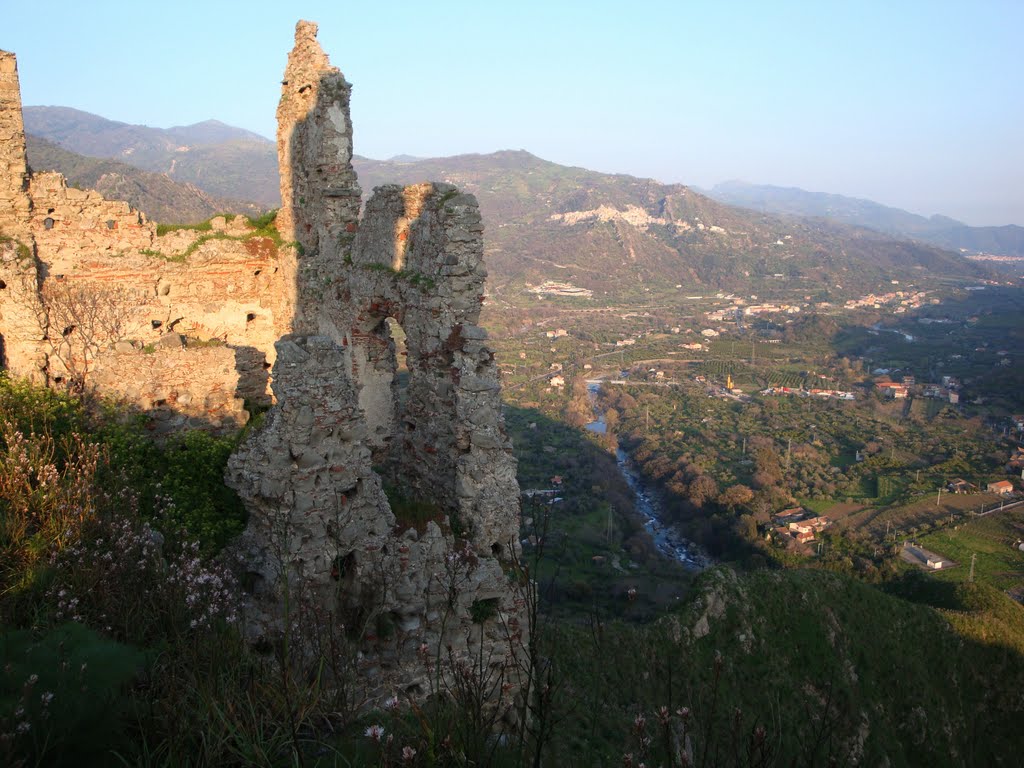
[354,151,990,298]
[25,135,262,224]
[706,180,1024,257]
[21,103,991,298]
[23,106,279,207]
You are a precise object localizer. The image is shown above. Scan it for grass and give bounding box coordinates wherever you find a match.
[547,565,1024,767]
[919,508,1024,591]
[150,211,295,262]
[0,230,33,261]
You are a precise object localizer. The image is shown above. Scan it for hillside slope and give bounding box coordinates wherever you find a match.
[548,566,1024,766]
[355,151,989,298]
[21,102,989,298]
[23,106,279,207]
[25,135,263,224]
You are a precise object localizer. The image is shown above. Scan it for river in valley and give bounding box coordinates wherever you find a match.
[586,383,708,570]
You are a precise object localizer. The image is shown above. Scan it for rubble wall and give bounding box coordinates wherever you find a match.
[226,21,523,704]
[1,27,524,706]
[90,343,249,433]
[0,52,297,411]
[0,51,31,238]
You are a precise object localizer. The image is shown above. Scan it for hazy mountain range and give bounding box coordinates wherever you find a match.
[21,106,996,297]
[704,180,1024,258]
[25,135,261,223]
[23,106,279,207]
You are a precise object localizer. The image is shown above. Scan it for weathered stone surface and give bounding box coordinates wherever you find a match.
[224,20,523,704]
[1,25,524,708]
[0,50,31,239]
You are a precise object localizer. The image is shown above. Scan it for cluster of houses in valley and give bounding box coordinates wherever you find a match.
[760,385,856,401]
[874,374,961,404]
[700,288,932,327]
[946,477,1018,496]
[843,289,931,312]
[767,507,833,546]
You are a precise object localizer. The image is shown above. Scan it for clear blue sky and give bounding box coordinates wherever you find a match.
[3,0,1022,226]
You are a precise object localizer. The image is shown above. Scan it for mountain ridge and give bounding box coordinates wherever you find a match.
[22,106,994,298]
[24,135,263,223]
[705,179,1024,257]
[23,106,279,206]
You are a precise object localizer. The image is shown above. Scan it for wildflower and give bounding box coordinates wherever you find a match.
[657,705,670,726]
[16,721,30,734]
[633,713,646,732]
[676,706,691,721]
[384,695,400,711]
[364,724,385,742]
[26,674,38,685]
[402,746,417,763]
[41,691,54,706]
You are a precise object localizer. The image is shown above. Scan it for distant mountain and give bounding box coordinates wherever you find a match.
[705,180,1024,257]
[353,151,989,297]
[25,135,263,224]
[21,103,990,297]
[23,106,280,207]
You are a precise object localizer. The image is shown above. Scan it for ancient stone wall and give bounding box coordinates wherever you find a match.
[0,240,46,379]
[90,342,249,432]
[275,20,361,268]
[226,21,523,703]
[0,51,296,413]
[27,171,156,264]
[1,26,523,705]
[0,51,31,238]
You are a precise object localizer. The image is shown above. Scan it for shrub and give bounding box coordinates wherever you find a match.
[0,622,147,767]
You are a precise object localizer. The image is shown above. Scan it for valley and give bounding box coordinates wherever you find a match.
[3,29,1024,765]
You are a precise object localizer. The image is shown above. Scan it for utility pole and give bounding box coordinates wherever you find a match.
[645,406,649,433]
[968,553,976,583]
[742,436,747,455]
[937,488,942,507]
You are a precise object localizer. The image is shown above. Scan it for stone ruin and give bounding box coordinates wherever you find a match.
[1,46,297,431]
[0,23,524,702]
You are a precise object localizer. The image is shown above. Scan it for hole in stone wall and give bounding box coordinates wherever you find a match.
[47,208,54,214]
[52,376,64,385]
[154,399,167,407]
[151,320,162,329]
[262,361,272,370]
[253,269,262,276]
[43,217,54,230]
[491,542,503,557]
[0,280,6,290]
[331,551,357,581]
[246,312,257,323]
[105,220,116,230]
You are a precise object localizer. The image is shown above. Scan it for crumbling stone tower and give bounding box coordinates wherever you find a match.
[226,21,523,698]
[0,51,31,238]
